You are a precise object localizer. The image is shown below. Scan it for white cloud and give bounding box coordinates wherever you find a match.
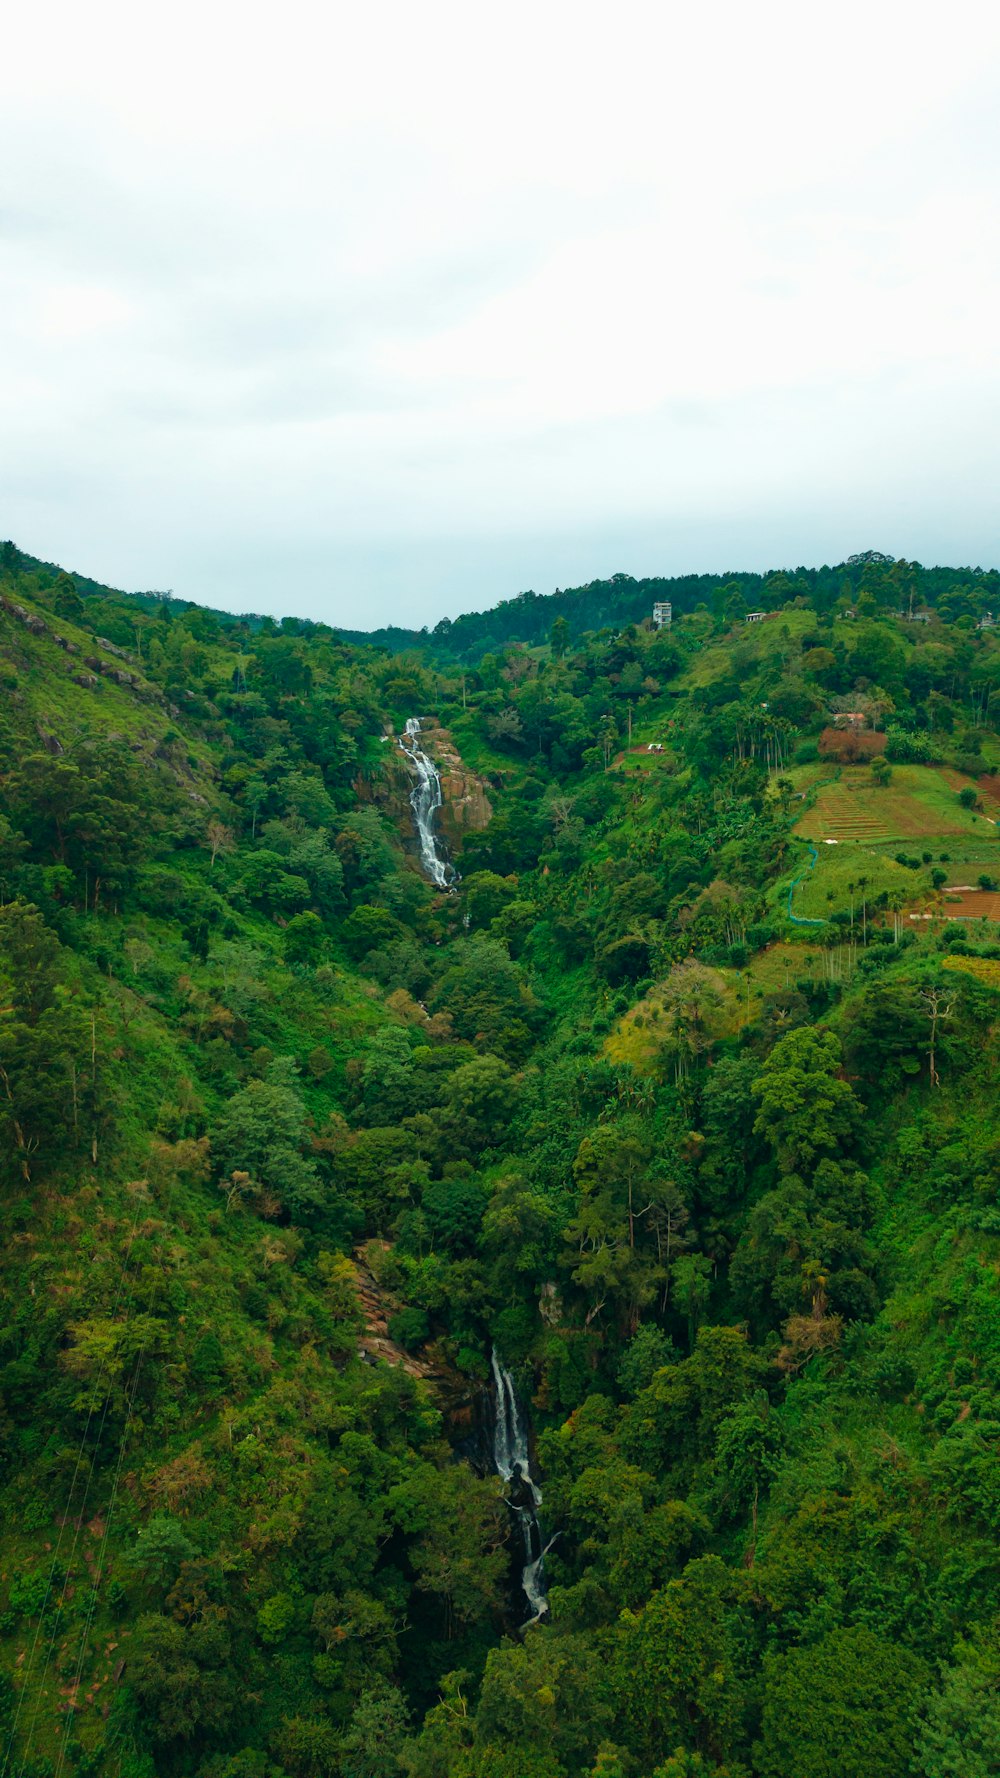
[1,0,999,621]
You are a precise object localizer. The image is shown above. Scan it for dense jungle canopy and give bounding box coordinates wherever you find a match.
[2,541,1000,1777]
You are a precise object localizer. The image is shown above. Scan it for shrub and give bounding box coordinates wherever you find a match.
[885,726,932,763]
[387,1306,430,1349]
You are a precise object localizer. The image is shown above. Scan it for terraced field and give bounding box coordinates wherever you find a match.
[795,764,994,844]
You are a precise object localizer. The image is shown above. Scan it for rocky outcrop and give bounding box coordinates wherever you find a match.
[352,1243,489,1439]
[360,721,492,852]
[418,721,493,843]
[0,596,162,706]
[353,1244,447,1383]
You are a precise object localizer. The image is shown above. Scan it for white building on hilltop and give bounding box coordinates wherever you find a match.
[653,601,672,628]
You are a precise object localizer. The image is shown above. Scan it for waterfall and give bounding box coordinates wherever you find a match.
[490,1351,549,1626]
[399,718,456,890]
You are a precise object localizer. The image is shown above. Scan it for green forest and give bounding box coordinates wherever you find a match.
[2,540,1000,1778]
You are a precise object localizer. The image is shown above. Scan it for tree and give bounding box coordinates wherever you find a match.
[440,1055,518,1155]
[128,1612,237,1741]
[712,1394,782,1533]
[337,1683,411,1778]
[660,962,724,1082]
[388,1463,507,1634]
[212,1060,323,1217]
[125,1514,197,1593]
[573,1125,652,1250]
[917,1627,1000,1778]
[204,819,234,868]
[342,904,408,961]
[671,1254,712,1348]
[613,1556,751,1767]
[462,870,519,930]
[757,1625,927,1778]
[0,900,96,1181]
[474,1634,613,1773]
[550,616,571,658]
[52,572,83,619]
[752,1027,860,1173]
[920,983,956,1088]
[283,910,325,966]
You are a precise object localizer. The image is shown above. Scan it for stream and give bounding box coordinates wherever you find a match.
[399,717,456,889]
[490,1352,549,1627]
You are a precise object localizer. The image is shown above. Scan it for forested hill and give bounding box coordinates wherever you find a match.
[3,543,1000,1778]
[8,539,1000,663]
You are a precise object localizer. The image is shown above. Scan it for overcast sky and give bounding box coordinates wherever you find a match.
[3,1,1000,627]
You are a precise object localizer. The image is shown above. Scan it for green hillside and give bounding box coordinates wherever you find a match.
[2,545,1000,1778]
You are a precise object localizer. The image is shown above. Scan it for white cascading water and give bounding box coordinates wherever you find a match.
[490,1351,549,1626]
[399,718,456,890]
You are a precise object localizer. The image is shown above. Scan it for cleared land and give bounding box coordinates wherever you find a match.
[939,888,1000,921]
[794,764,997,845]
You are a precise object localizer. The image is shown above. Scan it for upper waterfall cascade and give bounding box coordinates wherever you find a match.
[490,1351,549,1626]
[399,718,456,890]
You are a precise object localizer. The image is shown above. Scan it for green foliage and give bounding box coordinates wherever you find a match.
[917,1625,1000,1778]
[3,547,1000,1778]
[757,1626,928,1778]
[752,1027,860,1173]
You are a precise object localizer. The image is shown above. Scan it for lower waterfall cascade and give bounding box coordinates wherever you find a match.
[490,1351,550,1626]
[398,717,456,889]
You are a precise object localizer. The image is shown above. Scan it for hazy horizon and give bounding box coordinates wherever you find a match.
[18,521,1000,635]
[4,1,1000,626]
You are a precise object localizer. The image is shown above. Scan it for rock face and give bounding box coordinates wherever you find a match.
[352,1242,483,1435]
[418,720,493,844]
[359,721,492,854]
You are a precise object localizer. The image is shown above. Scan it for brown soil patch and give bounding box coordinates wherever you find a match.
[939,888,1000,920]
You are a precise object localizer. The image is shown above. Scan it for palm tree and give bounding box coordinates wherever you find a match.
[857,874,869,944]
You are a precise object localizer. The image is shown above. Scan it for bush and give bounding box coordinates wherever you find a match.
[747,921,779,948]
[282,911,325,965]
[885,726,932,763]
[387,1306,430,1350]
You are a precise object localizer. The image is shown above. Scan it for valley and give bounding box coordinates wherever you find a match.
[1,549,1000,1777]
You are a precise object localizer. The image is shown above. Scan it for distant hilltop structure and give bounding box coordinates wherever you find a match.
[652,601,672,628]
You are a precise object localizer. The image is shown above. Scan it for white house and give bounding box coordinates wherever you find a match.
[653,601,672,628]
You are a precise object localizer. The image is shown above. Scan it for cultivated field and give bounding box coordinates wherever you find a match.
[939,888,1000,921]
[794,764,996,845]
